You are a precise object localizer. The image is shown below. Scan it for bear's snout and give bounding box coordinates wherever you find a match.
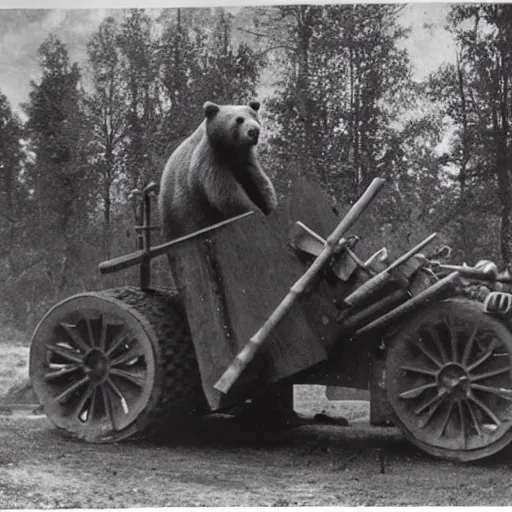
[247,126,260,144]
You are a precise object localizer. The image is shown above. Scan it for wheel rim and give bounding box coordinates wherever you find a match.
[30,295,158,442]
[387,301,512,458]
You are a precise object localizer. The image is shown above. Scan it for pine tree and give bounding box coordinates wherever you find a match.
[24,34,91,297]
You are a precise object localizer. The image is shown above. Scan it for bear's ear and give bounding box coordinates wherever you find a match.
[249,101,260,112]
[204,101,220,119]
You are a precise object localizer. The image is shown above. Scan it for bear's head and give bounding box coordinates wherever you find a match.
[203,101,261,154]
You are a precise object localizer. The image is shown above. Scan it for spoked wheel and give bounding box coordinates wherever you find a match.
[30,287,206,443]
[386,299,512,461]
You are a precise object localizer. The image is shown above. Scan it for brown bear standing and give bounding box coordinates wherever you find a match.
[158,100,277,242]
[158,102,301,427]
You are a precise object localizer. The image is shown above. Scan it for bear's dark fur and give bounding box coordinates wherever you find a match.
[158,101,277,241]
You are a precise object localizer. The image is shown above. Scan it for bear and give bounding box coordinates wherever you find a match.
[158,100,277,242]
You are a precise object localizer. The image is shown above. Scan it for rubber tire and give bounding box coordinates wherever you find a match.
[30,287,207,443]
[385,298,512,462]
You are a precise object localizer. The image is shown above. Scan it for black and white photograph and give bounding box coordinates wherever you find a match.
[1,0,512,507]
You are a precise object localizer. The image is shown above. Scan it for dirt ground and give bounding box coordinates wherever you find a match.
[3,404,512,508]
[3,332,512,507]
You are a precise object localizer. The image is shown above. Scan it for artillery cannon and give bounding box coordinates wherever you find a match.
[29,178,512,462]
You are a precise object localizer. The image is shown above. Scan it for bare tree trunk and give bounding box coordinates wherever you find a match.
[456,50,469,202]
[494,47,511,265]
[103,157,112,260]
[294,6,315,177]
[455,48,473,260]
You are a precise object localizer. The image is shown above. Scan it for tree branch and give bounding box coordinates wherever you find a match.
[254,44,295,58]
[236,27,272,39]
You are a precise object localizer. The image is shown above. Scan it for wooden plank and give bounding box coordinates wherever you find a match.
[173,239,257,410]
[214,213,327,384]
[269,178,354,352]
[172,178,378,409]
[173,211,327,411]
[268,177,339,240]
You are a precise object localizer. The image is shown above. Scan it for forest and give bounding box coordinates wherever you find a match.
[0,3,511,330]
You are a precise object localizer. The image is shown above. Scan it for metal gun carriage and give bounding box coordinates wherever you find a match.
[29,177,512,462]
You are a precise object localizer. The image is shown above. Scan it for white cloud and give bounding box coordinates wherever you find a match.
[399,3,456,80]
[0,9,119,113]
[0,3,459,114]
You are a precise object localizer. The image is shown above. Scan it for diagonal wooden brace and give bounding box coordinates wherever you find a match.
[214,177,386,395]
[99,211,255,275]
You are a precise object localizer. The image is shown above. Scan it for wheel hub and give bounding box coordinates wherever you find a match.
[83,348,110,383]
[437,363,470,400]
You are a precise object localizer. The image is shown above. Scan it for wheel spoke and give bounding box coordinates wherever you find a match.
[447,315,458,363]
[465,399,483,437]
[48,344,84,364]
[86,317,96,348]
[100,384,117,431]
[413,339,443,368]
[457,401,467,448]
[468,393,501,428]
[106,378,129,414]
[437,401,454,438]
[110,368,146,388]
[400,365,438,377]
[415,389,448,416]
[55,375,89,404]
[106,331,128,357]
[470,365,511,382]
[462,321,479,366]
[471,383,512,402]
[73,383,95,421]
[44,364,80,381]
[417,393,447,428]
[98,318,107,351]
[59,323,90,354]
[399,382,437,399]
[110,343,144,367]
[89,388,100,421]
[426,327,449,363]
[467,338,498,372]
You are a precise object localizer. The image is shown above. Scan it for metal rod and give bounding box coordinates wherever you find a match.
[342,288,410,329]
[343,233,438,308]
[140,190,152,289]
[435,263,512,282]
[384,233,438,274]
[99,211,255,275]
[355,271,460,336]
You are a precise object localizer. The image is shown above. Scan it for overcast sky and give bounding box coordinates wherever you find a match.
[0,3,456,116]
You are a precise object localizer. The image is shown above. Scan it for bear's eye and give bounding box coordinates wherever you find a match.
[236,116,245,125]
